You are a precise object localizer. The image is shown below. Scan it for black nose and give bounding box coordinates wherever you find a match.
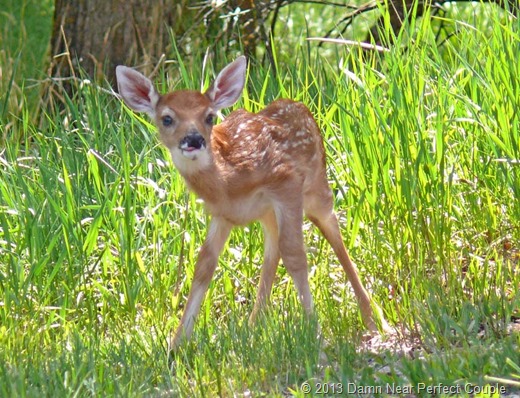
[180,133,206,150]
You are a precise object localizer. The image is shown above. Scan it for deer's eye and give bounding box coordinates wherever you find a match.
[205,114,215,125]
[162,115,174,127]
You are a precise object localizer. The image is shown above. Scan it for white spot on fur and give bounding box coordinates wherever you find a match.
[237,122,248,134]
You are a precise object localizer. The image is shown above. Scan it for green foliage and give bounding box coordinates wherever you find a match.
[0,1,519,397]
[0,0,54,143]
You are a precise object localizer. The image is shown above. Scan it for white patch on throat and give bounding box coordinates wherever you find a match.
[169,147,212,175]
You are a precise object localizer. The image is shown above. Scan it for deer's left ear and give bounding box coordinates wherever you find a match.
[205,56,247,111]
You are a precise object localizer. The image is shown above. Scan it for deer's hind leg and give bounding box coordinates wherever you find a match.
[303,181,387,333]
[271,184,314,314]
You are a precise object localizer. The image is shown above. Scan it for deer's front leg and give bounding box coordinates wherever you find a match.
[169,217,232,351]
[249,210,280,323]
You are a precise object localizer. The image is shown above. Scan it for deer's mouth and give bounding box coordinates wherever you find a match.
[179,133,206,159]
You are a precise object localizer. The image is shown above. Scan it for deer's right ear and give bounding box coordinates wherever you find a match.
[116,66,159,118]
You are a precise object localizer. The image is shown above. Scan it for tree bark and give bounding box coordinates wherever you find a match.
[50,0,185,86]
[367,0,430,45]
[366,0,517,45]
[230,0,260,58]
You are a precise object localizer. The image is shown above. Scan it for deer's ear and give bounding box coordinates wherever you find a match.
[205,56,246,111]
[116,66,159,118]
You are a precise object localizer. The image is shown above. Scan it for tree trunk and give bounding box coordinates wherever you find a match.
[366,0,518,45]
[367,0,431,45]
[229,0,259,58]
[50,0,185,86]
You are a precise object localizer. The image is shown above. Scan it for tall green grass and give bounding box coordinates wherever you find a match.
[1,2,519,397]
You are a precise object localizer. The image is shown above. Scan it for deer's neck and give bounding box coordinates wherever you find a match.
[179,158,224,204]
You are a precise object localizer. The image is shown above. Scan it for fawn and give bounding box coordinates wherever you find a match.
[116,56,388,350]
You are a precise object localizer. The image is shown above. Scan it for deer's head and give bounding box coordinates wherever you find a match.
[116,57,247,173]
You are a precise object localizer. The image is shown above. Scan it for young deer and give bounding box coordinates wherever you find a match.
[116,57,388,350]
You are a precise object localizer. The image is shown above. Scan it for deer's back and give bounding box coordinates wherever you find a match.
[212,99,325,175]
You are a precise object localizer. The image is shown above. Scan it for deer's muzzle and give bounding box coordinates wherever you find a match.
[179,133,206,152]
